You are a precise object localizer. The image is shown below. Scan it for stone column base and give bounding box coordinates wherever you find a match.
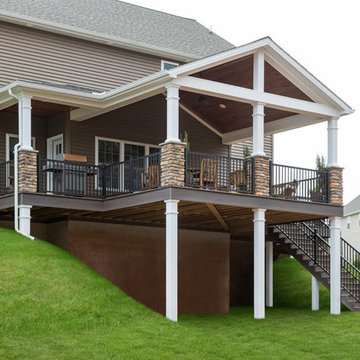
[253,156,270,197]
[328,167,343,205]
[18,150,38,193]
[160,142,185,187]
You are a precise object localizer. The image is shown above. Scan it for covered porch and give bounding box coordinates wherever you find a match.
[0,38,352,321]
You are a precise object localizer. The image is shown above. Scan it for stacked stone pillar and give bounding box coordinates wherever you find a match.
[160,142,185,187]
[18,150,38,193]
[253,156,270,197]
[328,167,343,205]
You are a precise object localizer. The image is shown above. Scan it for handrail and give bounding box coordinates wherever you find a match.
[37,152,161,199]
[185,150,254,194]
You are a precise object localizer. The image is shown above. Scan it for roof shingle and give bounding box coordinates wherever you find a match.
[0,0,234,58]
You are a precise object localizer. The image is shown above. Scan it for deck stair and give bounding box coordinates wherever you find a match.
[272,219,360,311]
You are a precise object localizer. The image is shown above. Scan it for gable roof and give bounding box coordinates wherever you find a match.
[344,195,360,216]
[0,0,234,61]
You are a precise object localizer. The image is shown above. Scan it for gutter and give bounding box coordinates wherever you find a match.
[7,89,35,241]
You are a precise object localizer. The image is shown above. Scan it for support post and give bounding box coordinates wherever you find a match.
[165,199,179,322]
[253,208,266,319]
[165,85,181,144]
[330,216,341,315]
[18,96,34,152]
[252,52,266,157]
[19,204,32,235]
[265,241,273,307]
[312,276,319,311]
[327,117,339,168]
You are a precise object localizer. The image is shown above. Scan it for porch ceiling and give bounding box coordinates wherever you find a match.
[179,55,314,134]
[3,100,75,118]
[180,91,295,133]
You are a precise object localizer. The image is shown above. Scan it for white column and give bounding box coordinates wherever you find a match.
[253,208,266,319]
[18,96,33,151]
[252,52,266,157]
[330,216,341,315]
[165,85,181,143]
[327,117,339,168]
[265,241,273,307]
[312,276,319,311]
[165,199,179,322]
[19,205,32,235]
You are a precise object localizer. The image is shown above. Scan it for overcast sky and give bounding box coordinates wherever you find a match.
[127,0,359,204]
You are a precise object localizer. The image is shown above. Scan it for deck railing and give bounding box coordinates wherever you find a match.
[185,151,254,194]
[270,162,329,202]
[0,160,14,196]
[37,152,161,198]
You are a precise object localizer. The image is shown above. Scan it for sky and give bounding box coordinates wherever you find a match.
[126,0,359,204]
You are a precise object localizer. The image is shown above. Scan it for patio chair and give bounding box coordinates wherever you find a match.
[272,180,298,199]
[141,165,160,189]
[200,158,218,188]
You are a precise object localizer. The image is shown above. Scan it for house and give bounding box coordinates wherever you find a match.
[0,1,356,321]
[341,195,360,251]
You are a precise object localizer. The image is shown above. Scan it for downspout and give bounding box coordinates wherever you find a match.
[8,89,35,240]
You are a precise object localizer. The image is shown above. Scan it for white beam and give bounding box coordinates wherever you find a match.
[165,199,179,322]
[18,96,34,151]
[253,51,265,92]
[172,76,341,118]
[265,241,273,307]
[222,114,323,144]
[330,216,341,315]
[312,276,319,311]
[327,117,340,168]
[253,208,266,319]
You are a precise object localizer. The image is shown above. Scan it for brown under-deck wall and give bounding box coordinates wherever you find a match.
[70,95,229,163]
[230,239,254,306]
[47,220,230,315]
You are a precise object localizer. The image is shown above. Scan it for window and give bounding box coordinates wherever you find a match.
[347,216,351,230]
[95,137,160,190]
[161,60,179,71]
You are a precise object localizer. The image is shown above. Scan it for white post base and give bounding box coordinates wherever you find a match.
[330,217,341,315]
[19,204,32,235]
[312,276,319,311]
[165,199,179,322]
[265,241,273,307]
[253,208,266,319]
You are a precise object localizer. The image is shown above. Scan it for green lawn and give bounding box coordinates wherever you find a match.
[0,227,359,360]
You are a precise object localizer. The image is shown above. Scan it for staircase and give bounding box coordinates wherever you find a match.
[272,219,360,311]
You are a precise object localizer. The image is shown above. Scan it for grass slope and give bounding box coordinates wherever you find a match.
[0,228,359,360]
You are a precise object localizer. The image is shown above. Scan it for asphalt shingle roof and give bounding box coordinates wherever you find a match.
[0,0,234,58]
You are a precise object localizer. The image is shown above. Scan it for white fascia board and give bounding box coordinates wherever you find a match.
[0,11,200,63]
[264,43,354,115]
[222,114,323,144]
[173,76,341,118]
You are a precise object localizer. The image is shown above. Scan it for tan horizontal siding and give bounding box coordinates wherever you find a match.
[70,95,229,163]
[231,135,273,160]
[0,21,163,91]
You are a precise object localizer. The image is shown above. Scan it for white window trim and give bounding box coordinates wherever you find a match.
[6,133,36,161]
[161,60,179,71]
[94,136,161,191]
[46,134,64,160]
